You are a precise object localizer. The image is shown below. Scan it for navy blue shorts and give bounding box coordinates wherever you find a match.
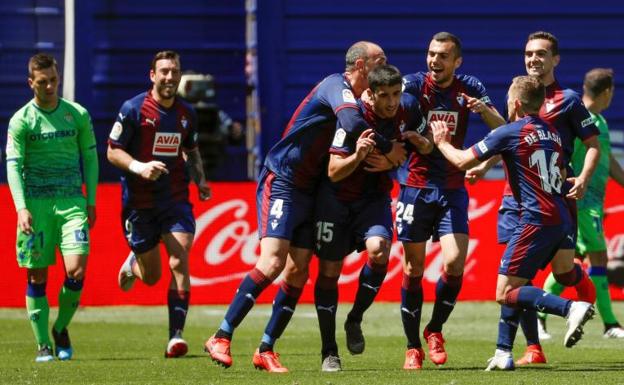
[122,200,195,254]
[499,221,574,279]
[256,168,315,249]
[396,186,469,243]
[314,186,392,261]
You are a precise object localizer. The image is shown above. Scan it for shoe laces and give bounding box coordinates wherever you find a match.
[427,333,445,352]
[261,351,284,368]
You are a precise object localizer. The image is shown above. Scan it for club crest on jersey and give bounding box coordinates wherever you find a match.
[427,110,458,135]
[153,132,181,156]
[181,115,188,129]
[342,89,356,103]
[332,128,347,147]
[109,121,123,141]
[64,113,74,123]
[456,95,465,106]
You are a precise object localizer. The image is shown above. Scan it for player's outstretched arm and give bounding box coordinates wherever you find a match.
[431,120,480,170]
[567,136,600,200]
[107,146,168,181]
[465,155,501,185]
[186,147,211,200]
[460,92,505,129]
[609,153,624,187]
[402,131,433,154]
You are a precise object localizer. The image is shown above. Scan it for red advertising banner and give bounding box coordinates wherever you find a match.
[1,181,623,307]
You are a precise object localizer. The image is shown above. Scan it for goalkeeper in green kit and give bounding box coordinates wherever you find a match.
[538,68,624,340]
[5,53,98,361]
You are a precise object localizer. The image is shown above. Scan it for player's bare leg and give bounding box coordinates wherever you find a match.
[162,232,193,358]
[424,233,467,365]
[345,236,390,355]
[205,237,288,368]
[400,242,426,369]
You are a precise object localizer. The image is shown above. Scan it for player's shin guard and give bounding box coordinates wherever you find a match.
[26,282,51,347]
[505,286,571,317]
[315,274,339,355]
[427,272,462,332]
[589,266,619,325]
[167,289,190,339]
[53,278,83,334]
[261,282,303,351]
[346,260,387,324]
[401,274,424,349]
[221,268,271,335]
[518,282,540,346]
[539,273,565,319]
[497,305,521,351]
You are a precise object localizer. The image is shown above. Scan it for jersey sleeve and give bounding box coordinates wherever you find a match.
[463,75,494,107]
[402,72,424,98]
[568,95,599,141]
[321,76,393,153]
[108,100,137,149]
[76,106,99,206]
[6,114,27,211]
[182,107,199,150]
[470,125,510,160]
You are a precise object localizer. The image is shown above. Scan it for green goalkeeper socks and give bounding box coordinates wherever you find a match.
[26,283,51,347]
[53,278,83,333]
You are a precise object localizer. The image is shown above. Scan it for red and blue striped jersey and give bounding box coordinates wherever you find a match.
[400,71,494,189]
[473,115,570,226]
[326,93,426,202]
[263,73,386,193]
[108,91,198,209]
[503,81,599,195]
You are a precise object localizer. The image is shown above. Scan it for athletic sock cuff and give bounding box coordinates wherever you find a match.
[27,282,46,298]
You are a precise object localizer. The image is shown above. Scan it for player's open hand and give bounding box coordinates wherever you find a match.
[17,208,33,234]
[402,131,432,154]
[431,120,451,145]
[141,161,169,181]
[460,92,486,114]
[385,141,407,167]
[566,176,587,200]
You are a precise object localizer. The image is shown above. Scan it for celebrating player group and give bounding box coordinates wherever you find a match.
[7,29,622,372]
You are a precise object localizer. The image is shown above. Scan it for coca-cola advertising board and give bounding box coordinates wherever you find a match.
[0,181,622,307]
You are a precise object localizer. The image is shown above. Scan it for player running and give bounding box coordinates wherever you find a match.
[432,75,595,371]
[204,42,406,373]
[398,31,505,369]
[537,68,624,340]
[6,53,98,362]
[313,64,429,371]
[107,51,211,358]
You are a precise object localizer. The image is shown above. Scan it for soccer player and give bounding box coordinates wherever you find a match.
[313,65,429,372]
[6,53,98,362]
[537,69,624,339]
[432,75,595,371]
[107,51,211,358]
[204,42,406,373]
[399,31,506,369]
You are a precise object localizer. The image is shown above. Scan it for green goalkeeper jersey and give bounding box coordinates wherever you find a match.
[6,98,98,210]
[571,111,610,211]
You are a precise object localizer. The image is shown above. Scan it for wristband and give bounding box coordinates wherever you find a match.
[128,160,148,175]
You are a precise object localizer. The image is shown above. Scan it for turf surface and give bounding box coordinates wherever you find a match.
[2,302,623,384]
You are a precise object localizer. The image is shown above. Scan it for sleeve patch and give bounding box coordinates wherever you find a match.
[332,128,347,147]
[581,116,596,128]
[477,140,488,154]
[480,96,491,104]
[109,121,123,141]
[5,133,14,154]
[342,89,356,104]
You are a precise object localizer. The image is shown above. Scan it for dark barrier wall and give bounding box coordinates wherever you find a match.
[256,0,624,162]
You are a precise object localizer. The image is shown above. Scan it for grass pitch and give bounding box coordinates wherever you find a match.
[1,302,623,384]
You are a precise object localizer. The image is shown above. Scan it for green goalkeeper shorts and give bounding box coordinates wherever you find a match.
[16,196,90,268]
[576,208,606,255]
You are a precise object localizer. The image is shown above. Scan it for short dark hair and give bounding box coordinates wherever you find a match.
[151,50,180,71]
[584,68,614,98]
[28,53,58,78]
[509,75,545,113]
[345,41,369,71]
[527,31,559,56]
[432,31,462,58]
[368,64,402,92]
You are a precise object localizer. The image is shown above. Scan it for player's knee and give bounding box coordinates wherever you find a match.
[168,255,188,272]
[403,264,424,277]
[284,263,309,287]
[444,259,465,276]
[65,267,85,281]
[367,238,390,264]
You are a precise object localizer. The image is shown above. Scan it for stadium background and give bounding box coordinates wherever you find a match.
[1,0,624,306]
